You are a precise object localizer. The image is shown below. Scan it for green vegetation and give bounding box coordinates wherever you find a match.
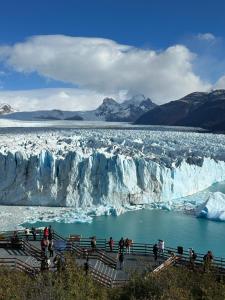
[1,256,225,300]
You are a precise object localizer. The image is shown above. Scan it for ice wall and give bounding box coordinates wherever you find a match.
[1,148,225,209]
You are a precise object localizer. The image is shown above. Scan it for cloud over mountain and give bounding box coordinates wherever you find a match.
[0,35,211,105]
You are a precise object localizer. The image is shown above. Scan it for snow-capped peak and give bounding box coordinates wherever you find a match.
[0,103,16,115]
[122,94,146,106]
[95,98,120,117]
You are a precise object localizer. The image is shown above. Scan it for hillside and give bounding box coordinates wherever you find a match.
[136,89,225,131]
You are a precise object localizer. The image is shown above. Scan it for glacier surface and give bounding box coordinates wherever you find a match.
[1,127,225,222]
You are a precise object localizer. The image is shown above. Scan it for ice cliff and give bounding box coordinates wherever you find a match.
[1,127,225,218]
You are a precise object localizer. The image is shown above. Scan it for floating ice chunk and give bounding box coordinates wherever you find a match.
[197,192,225,221]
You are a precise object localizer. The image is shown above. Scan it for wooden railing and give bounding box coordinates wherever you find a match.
[54,232,117,268]
[88,265,127,288]
[153,255,180,273]
[2,230,225,273]
[0,257,39,275]
[22,240,44,261]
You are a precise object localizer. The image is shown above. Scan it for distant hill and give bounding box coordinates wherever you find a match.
[135,89,225,131]
[0,94,156,122]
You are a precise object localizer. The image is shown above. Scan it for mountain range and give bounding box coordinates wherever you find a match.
[0,94,156,122]
[1,89,225,131]
[136,89,225,131]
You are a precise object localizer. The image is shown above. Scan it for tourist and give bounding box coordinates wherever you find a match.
[41,237,45,253]
[53,254,61,271]
[119,237,125,252]
[11,231,20,249]
[47,258,51,269]
[203,250,213,272]
[43,227,49,239]
[125,238,129,253]
[31,227,37,241]
[118,251,124,270]
[41,257,50,271]
[48,225,53,241]
[125,238,132,254]
[84,257,89,275]
[45,238,50,257]
[153,244,158,261]
[48,239,54,257]
[108,237,114,252]
[24,228,30,241]
[41,237,49,256]
[158,239,164,256]
[53,255,64,272]
[91,236,96,252]
[189,248,197,269]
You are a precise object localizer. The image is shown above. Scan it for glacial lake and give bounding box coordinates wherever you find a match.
[25,209,225,258]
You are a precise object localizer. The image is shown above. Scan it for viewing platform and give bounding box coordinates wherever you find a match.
[0,230,225,288]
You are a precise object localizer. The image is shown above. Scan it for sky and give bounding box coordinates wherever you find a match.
[0,0,225,111]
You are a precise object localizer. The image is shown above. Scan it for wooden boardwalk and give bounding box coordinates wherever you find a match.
[1,230,225,287]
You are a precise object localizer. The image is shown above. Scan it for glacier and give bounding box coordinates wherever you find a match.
[1,127,225,222]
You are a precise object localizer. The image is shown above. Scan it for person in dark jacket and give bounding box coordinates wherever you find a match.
[118,237,124,252]
[108,237,114,252]
[118,251,124,270]
[153,244,158,261]
[84,257,89,275]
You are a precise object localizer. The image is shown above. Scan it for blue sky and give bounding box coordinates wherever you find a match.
[0,0,225,110]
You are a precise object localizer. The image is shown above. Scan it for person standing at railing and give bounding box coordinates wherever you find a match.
[11,231,20,249]
[189,248,197,269]
[91,236,96,252]
[153,244,158,261]
[119,237,125,253]
[203,251,213,272]
[43,227,49,239]
[108,237,114,252]
[125,238,132,254]
[25,228,30,241]
[31,227,37,241]
[158,239,164,256]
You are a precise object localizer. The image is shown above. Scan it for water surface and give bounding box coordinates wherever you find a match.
[25,209,225,257]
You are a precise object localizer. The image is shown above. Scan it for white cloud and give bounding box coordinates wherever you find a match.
[197,33,216,41]
[0,35,211,108]
[214,75,225,89]
[0,88,117,111]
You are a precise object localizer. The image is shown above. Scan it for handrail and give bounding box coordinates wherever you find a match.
[0,257,39,275]
[153,255,180,273]
[22,240,44,261]
[2,230,225,270]
[88,264,127,288]
[54,232,117,268]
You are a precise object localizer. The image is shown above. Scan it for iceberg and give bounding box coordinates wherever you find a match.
[197,192,225,221]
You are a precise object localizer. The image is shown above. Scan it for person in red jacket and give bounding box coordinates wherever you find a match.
[43,227,49,238]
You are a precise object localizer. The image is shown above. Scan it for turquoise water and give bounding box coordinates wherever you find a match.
[25,209,225,257]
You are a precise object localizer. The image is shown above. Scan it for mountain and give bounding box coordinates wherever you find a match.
[95,94,156,122]
[0,94,156,122]
[135,89,225,131]
[0,103,16,115]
